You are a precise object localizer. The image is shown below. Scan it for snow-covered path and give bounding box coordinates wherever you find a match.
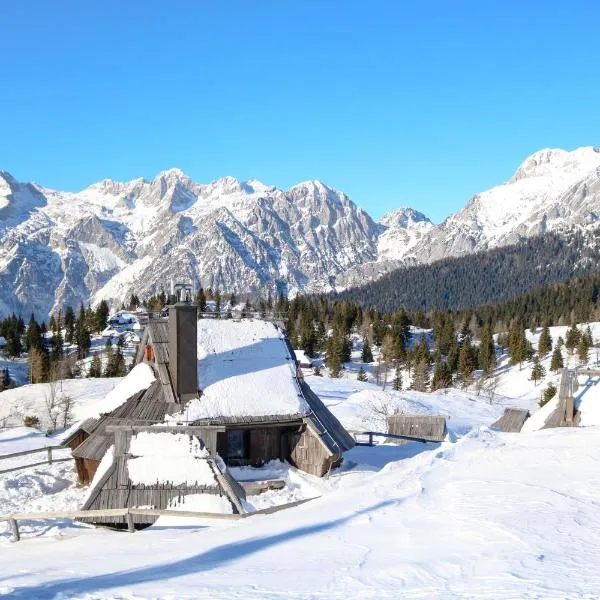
[2,427,600,599]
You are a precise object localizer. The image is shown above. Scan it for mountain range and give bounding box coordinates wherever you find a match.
[1,146,599,318]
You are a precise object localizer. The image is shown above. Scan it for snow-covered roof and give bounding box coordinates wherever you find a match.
[76,363,156,421]
[175,319,309,421]
[293,349,314,366]
[127,431,216,486]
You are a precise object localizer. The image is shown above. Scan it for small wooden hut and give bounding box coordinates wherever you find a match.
[491,408,530,433]
[386,414,447,444]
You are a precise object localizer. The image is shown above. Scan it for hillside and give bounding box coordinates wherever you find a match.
[337,228,600,312]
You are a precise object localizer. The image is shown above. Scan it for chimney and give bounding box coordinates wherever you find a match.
[168,283,198,403]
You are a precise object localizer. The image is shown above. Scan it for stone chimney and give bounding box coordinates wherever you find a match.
[168,283,198,403]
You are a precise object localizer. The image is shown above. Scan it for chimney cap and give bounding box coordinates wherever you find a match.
[171,283,194,305]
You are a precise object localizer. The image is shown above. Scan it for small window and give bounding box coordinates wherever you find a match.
[227,430,248,459]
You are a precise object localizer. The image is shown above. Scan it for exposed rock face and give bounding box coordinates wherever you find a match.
[0,170,381,317]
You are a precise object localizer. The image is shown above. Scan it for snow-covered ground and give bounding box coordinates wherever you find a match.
[0,377,124,431]
[2,321,600,597]
[1,428,600,598]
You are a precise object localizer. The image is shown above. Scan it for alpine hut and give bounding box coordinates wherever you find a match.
[67,286,353,526]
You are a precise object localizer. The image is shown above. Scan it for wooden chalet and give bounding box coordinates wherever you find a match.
[66,288,353,526]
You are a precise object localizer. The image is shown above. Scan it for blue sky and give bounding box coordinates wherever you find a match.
[1,1,598,222]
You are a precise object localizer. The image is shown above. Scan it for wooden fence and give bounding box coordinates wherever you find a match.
[352,431,432,446]
[0,446,72,475]
[0,497,316,542]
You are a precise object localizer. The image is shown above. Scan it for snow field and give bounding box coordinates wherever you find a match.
[1,428,600,598]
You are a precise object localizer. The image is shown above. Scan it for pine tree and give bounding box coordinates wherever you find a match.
[538,323,553,357]
[328,352,342,378]
[411,359,430,392]
[432,360,452,390]
[413,334,431,366]
[88,353,102,377]
[95,300,110,333]
[530,355,546,386]
[357,367,368,382]
[584,325,593,346]
[550,346,564,372]
[196,289,207,313]
[478,326,496,373]
[392,365,402,390]
[540,382,557,407]
[326,333,344,378]
[458,336,476,385]
[25,313,44,351]
[50,329,64,362]
[74,305,91,359]
[446,339,459,374]
[64,306,76,344]
[578,335,590,364]
[361,338,373,363]
[565,324,581,354]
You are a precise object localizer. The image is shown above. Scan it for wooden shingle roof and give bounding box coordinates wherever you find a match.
[491,408,530,433]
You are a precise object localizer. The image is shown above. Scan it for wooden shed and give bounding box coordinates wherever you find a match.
[491,408,530,433]
[386,414,447,444]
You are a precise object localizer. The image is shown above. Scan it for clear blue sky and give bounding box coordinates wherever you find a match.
[1,1,598,222]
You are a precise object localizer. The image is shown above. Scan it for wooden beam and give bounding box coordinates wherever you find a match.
[0,457,73,476]
[126,512,135,533]
[8,519,19,542]
[105,425,226,434]
[578,369,600,377]
[0,446,61,460]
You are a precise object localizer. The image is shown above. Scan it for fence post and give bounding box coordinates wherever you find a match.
[9,519,20,542]
[126,511,135,533]
[47,447,52,464]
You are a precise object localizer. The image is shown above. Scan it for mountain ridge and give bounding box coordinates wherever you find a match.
[1,145,600,318]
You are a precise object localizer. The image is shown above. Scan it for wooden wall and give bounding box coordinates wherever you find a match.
[75,458,100,486]
[288,425,335,477]
[217,424,337,476]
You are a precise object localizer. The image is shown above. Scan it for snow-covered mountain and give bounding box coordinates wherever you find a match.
[377,208,434,261]
[1,145,600,317]
[409,146,600,263]
[0,170,382,317]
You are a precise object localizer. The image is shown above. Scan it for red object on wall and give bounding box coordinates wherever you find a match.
[145,344,154,362]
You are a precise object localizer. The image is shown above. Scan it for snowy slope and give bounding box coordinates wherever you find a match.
[1,427,600,598]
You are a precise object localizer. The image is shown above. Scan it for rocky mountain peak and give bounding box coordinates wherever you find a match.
[379,207,432,229]
[510,146,600,183]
